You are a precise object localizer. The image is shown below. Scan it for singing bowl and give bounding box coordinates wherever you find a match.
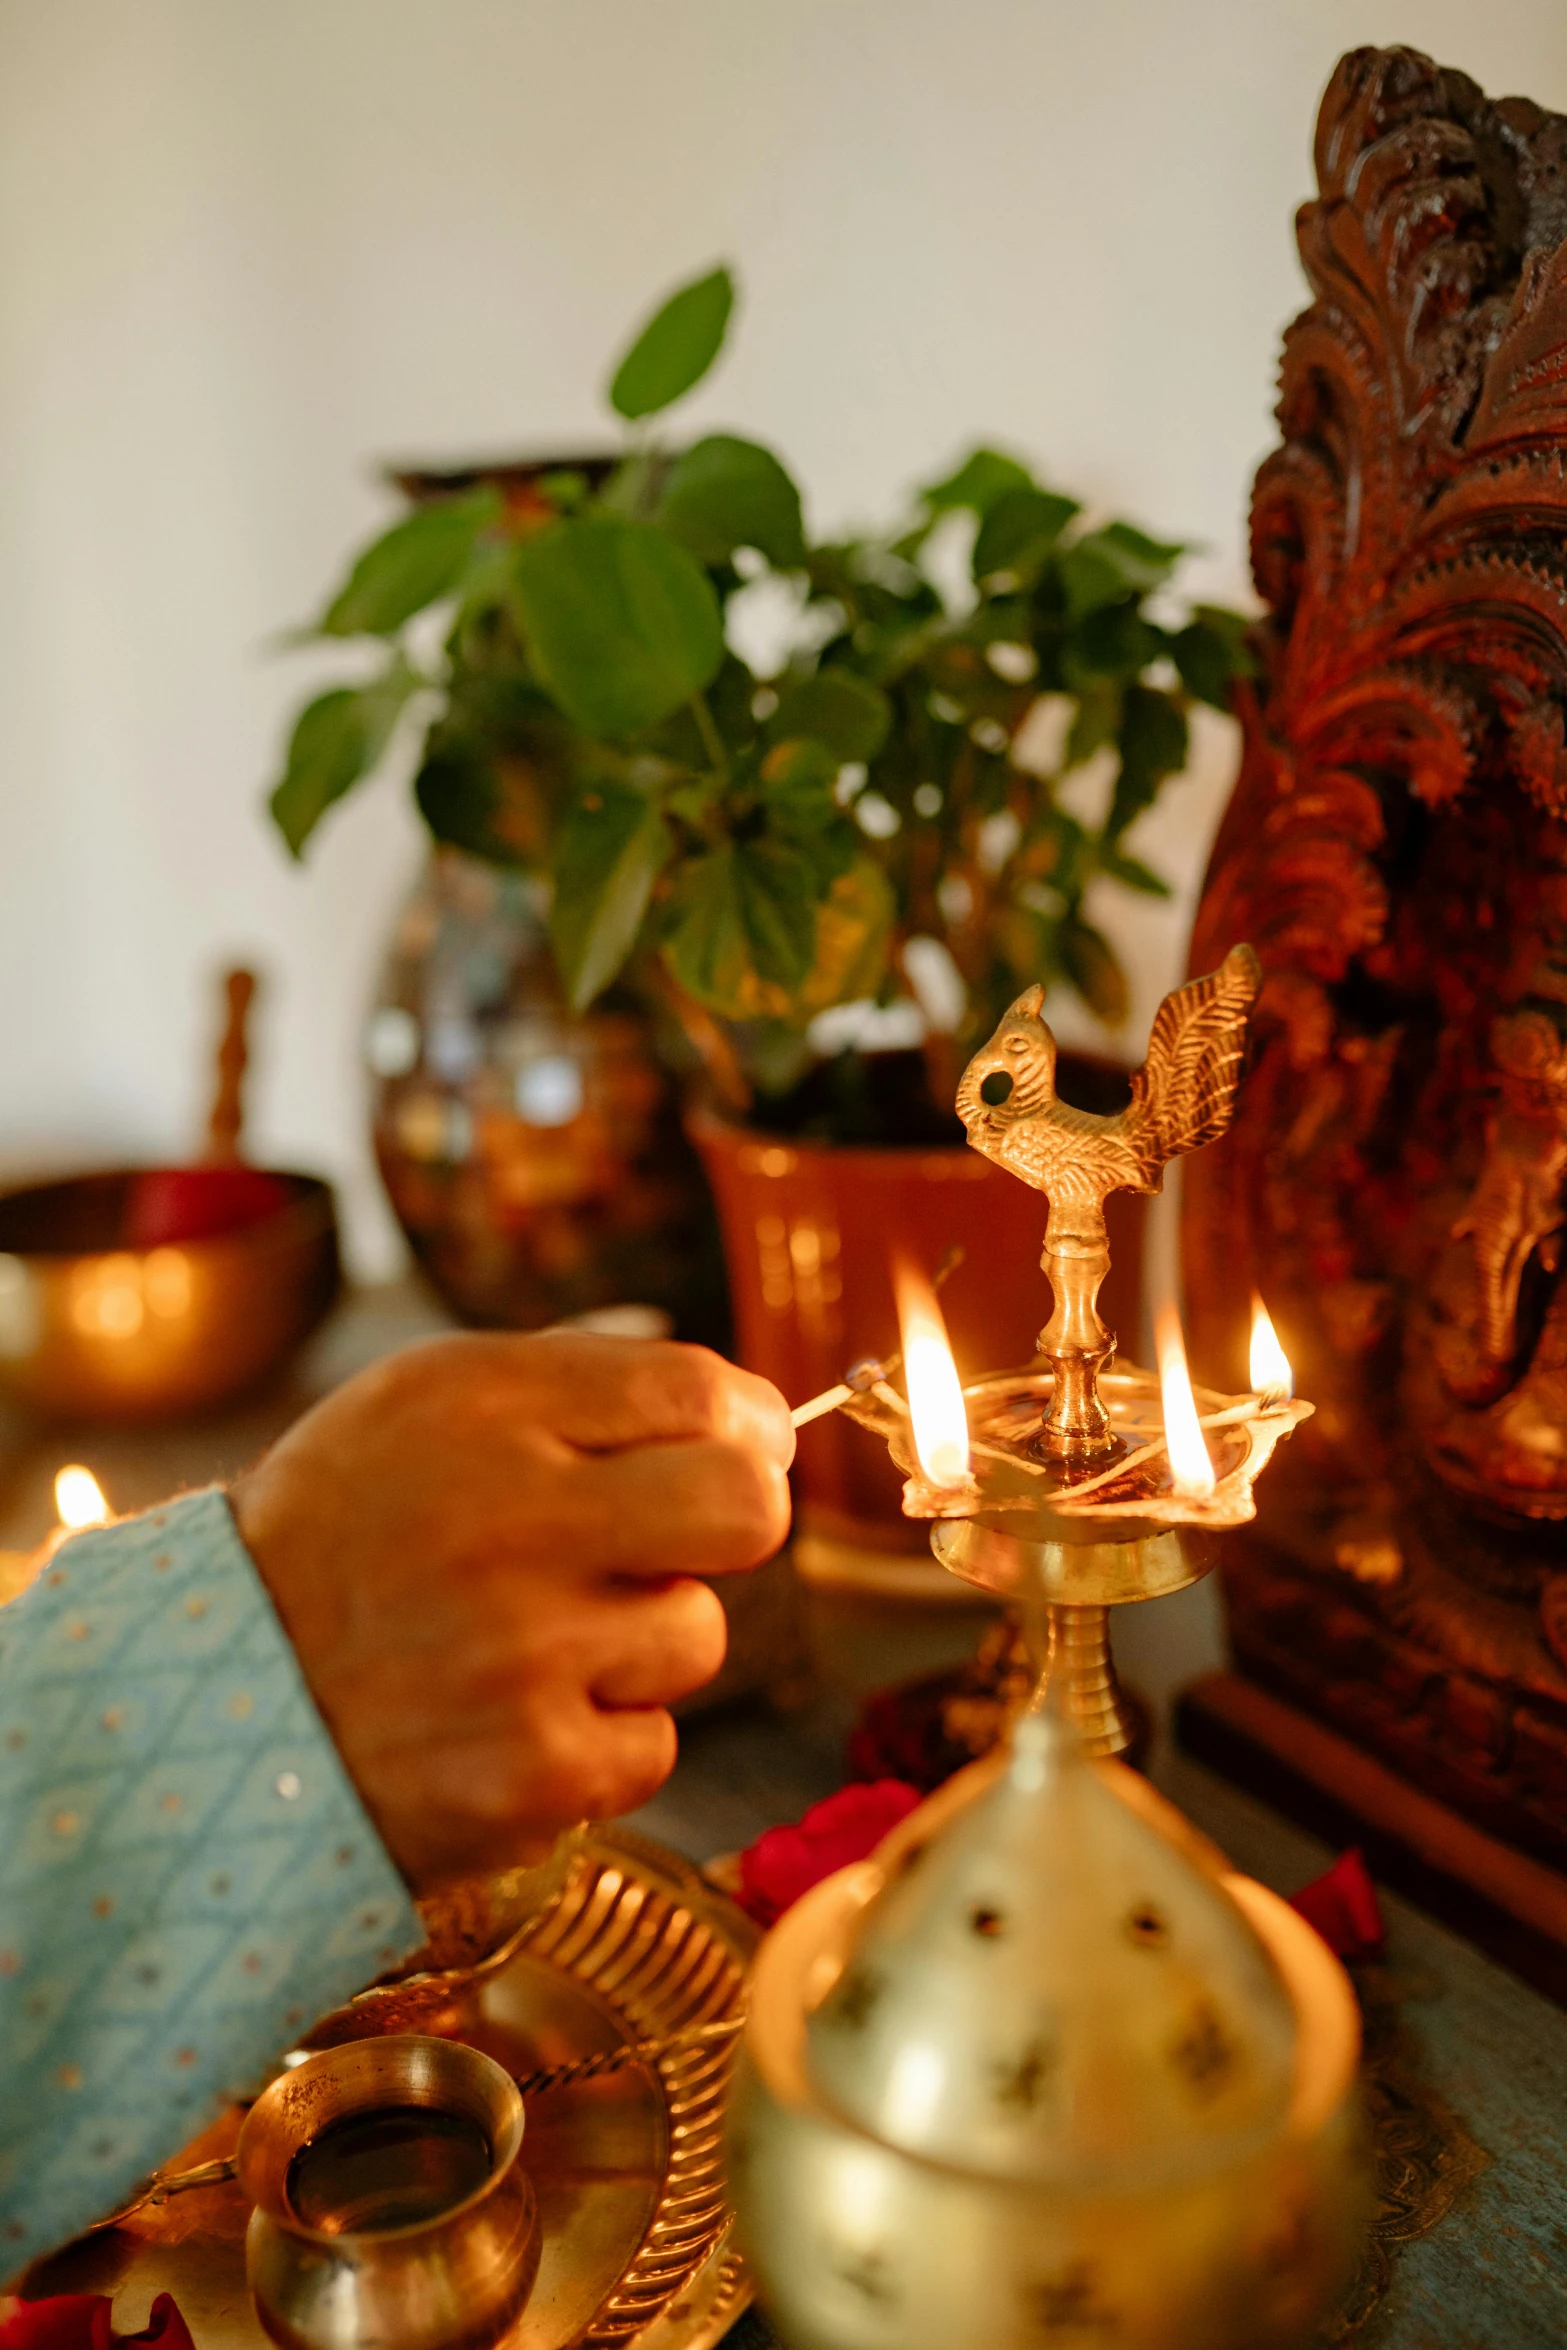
[0,1168,339,1421]
[729,1863,1370,2350]
[238,2036,540,2350]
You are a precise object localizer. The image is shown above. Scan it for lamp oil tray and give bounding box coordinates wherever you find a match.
[21,1830,756,2350]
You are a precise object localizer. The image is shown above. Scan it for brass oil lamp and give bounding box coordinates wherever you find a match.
[833,943,1310,1752]
[734,952,1367,2350]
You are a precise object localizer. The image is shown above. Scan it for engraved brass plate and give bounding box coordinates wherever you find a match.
[28,1830,755,2350]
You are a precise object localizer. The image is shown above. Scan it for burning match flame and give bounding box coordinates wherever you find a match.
[1249,1295,1293,1406]
[895,1262,970,1488]
[55,1465,109,1530]
[1154,1304,1215,1499]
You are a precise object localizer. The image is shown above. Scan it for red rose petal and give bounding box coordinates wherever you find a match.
[738,1780,922,1927]
[0,2297,108,2350]
[1287,1848,1385,1962]
[1,2299,194,2350]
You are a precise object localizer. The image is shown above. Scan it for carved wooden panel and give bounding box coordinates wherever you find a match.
[1186,45,1567,1867]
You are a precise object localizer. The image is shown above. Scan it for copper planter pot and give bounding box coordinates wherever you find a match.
[690,1074,1145,1569]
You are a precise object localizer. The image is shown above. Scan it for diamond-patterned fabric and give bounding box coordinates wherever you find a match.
[0,1488,422,2268]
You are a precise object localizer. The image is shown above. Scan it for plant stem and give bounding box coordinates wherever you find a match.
[689,691,730,784]
[647,964,752,1116]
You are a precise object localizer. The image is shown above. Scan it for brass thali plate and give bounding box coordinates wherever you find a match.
[29,1830,757,2350]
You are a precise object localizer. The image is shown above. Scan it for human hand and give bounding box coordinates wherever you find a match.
[231,1333,793,1889]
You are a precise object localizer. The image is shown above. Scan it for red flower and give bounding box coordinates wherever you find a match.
[738,1780,923,1927]
[1287,1848,1385,1963]
[0,2296,194,2350]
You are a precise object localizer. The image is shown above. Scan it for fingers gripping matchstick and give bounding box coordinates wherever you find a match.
[788,1245,965,1427]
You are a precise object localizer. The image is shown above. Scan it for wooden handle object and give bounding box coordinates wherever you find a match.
[206,967,257,1164]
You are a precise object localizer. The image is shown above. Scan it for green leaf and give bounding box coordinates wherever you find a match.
[608,264,735,420]
[415,736,527,867]
[1098,844,1173,897]
[1107,684,1188,839]
[733,840,820,989]
[1063,601,1162,683]
[662,849,747,1007]
[922,447,1035,518]
[268,672,414,856]
[768,671,891,762]
[513,517,724,737]
[1171,605,1256,708]
[657,434,806,569]
[1058,917,1128,1023]
[661,839,822,1008]
[973,486,1080,580]
[1019,808,1091,900]
[1059,520,1185,621]
[816,857,896,1006]
[1064,683,1121,768]
[318,489,500,637]
[550,786,670,1008]
[760,736,841,823]
[794,815,862,885]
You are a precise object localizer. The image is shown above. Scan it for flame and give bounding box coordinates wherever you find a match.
[1249,1294,1293,1404]
[895,1262,970,1487]
[1154,1304,1215,1499]
[55,1465,109,1530]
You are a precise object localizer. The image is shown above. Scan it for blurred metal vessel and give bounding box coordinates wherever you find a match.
[370,851,726,1342]
[730,1718,1370,2350]
[0,1166,339,1422]
[0,968,338,1422]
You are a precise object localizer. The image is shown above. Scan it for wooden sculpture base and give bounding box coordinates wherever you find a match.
[1178,1668,1567,2007]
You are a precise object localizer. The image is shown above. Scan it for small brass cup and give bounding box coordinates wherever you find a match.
[238,2036,540,2350]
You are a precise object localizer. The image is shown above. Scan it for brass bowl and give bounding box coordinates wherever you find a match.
[0,1168,339,1421]
[238,2036,540,2350]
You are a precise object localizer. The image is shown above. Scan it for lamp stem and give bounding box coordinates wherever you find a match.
[1027,1602,1131,1757]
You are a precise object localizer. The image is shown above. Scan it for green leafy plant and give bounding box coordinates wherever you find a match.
[268,264,1252,1114]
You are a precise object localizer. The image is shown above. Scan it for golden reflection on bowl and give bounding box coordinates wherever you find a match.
[0,1168,339,1422]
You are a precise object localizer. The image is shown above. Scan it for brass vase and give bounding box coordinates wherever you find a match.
[369,851,726,1342]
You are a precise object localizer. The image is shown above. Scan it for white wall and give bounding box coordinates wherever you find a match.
[4,0,1566,1273]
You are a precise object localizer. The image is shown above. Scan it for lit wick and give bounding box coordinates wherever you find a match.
[895,1262,972,1490]
[1249,1295,1293,1410]
[1155,1304,1215,1500]
[55,1465,110,1531]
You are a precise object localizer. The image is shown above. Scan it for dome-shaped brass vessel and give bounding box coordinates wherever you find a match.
[729,1720,1370,2350]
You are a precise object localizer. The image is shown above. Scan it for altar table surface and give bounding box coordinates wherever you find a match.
[633,1698,1567,2350]
[3,1282,1566,2349]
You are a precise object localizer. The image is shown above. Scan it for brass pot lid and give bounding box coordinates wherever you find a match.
[803,1710,1297,2193]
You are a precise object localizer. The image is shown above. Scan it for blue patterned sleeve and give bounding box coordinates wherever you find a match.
[0,1486,425,2268]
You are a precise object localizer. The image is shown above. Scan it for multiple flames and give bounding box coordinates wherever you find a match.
[45,1291,1289,1552]
[896,1273,1291,1498]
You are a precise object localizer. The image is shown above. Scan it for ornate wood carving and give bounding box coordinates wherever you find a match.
[1187,46,1567,1870]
